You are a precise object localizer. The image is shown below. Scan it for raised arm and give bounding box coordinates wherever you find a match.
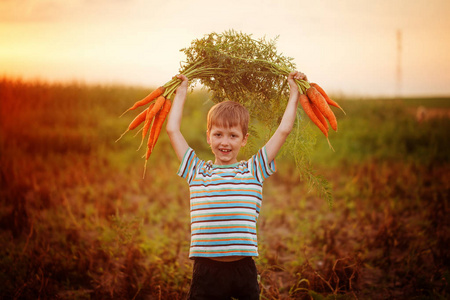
[166,74,190,161]
[264,71,307,163]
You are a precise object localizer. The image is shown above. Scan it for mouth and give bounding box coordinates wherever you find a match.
[219,149,232,153]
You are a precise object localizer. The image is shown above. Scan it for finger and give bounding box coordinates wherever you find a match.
[295,72,307,81]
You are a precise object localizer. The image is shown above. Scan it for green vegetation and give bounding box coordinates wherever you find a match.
[0,78,449,299]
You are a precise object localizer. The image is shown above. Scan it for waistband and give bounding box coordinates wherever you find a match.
[193,256,254,268]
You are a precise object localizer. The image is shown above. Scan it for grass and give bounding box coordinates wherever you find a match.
[0,78,449,299]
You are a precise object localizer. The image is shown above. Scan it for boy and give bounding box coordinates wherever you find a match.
[166,71,307,299]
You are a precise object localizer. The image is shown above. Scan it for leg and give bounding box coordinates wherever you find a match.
[187,258,232,300]
[232,258,260,300]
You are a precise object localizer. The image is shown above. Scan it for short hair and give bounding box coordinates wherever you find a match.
[207,101,249,136]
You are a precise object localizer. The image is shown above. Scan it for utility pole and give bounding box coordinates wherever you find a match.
[396,29,402,99]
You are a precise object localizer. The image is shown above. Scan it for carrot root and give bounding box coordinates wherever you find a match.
[326,137,335,152]
[310,102,328,132]
[137,119,152,151]
[299,94,328,137]
[119,108,132,118]
[142,158,149,179]
[139,96,165,149]
[307,87,338,132]
[133,126,143,138]
[119,86,166,118]
[147,100,172,158]
[311,82,346,115]
[115,129,130,143]
[141,99,172,178]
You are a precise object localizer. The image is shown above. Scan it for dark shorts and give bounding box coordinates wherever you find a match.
[187,257,260,300]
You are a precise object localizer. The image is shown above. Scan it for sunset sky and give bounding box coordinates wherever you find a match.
[1,0,449,97]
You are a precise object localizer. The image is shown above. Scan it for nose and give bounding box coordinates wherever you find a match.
[220,136,230,146]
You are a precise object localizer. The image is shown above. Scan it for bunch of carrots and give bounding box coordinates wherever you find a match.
[295,80,346,151]
[116,61,222,177]
[116,85,170,177]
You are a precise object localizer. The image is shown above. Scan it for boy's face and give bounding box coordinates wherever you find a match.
[206,124,248,165]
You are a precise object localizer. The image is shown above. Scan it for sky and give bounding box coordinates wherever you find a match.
[1,0,450,97]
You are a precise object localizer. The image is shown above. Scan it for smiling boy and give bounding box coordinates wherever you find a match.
[166,71,307,299]
[206,100,250,166]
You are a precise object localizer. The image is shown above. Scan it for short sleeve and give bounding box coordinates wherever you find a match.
[177,148,201,184]
[249,146,276,183]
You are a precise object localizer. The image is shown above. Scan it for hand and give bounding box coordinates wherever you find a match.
[288,71,308,92]
[173,74,189,95]
[175,74,189,91]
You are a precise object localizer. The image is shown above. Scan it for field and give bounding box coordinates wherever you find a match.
[0,78,449,299]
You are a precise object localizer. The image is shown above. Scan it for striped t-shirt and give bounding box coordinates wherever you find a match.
[177,146,276,258]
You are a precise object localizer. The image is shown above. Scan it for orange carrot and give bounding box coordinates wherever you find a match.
[299,94,334,151]
[142,99,172,178]
[311,83,346,115]
[120,86,166,117]
[146,99,172,159]
[306,86,338,132]
[138,96,165,150]
[299,94,328,137]
[310,102,328,132]
[115,105,153,142]
[145,110,162,159]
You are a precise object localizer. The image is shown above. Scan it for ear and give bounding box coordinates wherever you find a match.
[241,133,249,147]
[206,131,211,145]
